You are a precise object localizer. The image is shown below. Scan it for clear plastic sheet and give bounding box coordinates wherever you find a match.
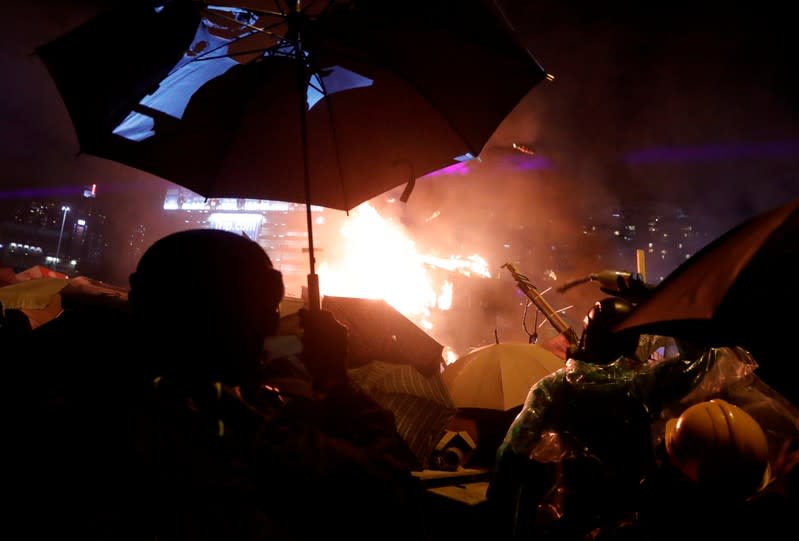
[653,347,799,470]
[504,349,713,460]
[494,344,799,537]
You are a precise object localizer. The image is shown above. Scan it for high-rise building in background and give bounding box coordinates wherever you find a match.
[580,204,709,282]
[0,184,115,277]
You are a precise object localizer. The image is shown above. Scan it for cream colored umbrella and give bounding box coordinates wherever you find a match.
[443,342,565,411]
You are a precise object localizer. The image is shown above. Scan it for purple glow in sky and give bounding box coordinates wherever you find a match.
[625,140,799,165]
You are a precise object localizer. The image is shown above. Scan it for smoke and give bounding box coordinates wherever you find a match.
[3,0,798,350]
[317,0,799,348]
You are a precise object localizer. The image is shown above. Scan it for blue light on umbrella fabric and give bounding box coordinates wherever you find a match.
[112,22,238,141]
[113,5,373,142]
[308,66,373,110]
[36,0,548,314]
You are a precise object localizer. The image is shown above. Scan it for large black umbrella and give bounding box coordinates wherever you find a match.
[34,0,547,309]
[614,197,799,403]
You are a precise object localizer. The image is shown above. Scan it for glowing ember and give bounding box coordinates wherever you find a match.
[442,346,459,366]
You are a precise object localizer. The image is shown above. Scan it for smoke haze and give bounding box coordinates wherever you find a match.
[1,0,798,345]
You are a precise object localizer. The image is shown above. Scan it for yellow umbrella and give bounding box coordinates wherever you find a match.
[0,277,69,310]
[22,296,64,329]
[0,277,70,330]
[443,342,565,411]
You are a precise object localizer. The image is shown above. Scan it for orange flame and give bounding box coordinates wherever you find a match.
[318,203,489,334]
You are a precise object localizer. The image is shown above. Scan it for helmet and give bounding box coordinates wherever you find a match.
[130,229,284,332]
[573,297,637,364]
[665,399,770,498]
[129,229,285,384]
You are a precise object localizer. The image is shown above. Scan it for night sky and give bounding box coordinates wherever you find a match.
[2,1,798,272]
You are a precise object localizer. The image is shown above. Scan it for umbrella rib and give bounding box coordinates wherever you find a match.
[208,6,286,18]
[294,0,352,209]
[198,48,275,61]
[204,1,341,44]
[163,25,262,75]
[202,2,464,206]
[201,8,288,48]
[307,57,351,210]
[205,8,288,35]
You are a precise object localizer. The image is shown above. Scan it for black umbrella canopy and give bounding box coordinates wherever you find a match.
[34,0,547,210]
[35,0,546,310]
[33,0,202,149]
[614,197,799,403]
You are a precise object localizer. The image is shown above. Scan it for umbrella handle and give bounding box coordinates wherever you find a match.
[307,272,320,312]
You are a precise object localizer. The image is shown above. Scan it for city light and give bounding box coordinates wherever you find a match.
[55,205,70,269]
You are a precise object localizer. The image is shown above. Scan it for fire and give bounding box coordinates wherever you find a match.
[420,254,491,278]
[317,202,490,334]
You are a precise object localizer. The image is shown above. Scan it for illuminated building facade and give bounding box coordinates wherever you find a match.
[162,188,326,297]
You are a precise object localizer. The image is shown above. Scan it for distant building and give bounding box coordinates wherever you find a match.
[581,204,710,282]
[0,184,114,277]
[161,187,327,297]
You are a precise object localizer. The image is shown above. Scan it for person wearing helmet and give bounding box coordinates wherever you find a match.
[569,296,639,365]
[128,228,286,388]
[127,229,426,540]
[21,229,427,540]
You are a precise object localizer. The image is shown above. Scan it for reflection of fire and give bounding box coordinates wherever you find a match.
[318,203,489,334]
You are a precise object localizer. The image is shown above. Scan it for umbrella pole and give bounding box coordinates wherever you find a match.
[295,9,321,312]
[304,200,320,312]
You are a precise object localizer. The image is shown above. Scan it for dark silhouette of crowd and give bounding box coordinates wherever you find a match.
[9,229,428,540]
[4,228,798,541]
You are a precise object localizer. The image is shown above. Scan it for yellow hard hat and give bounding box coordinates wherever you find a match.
[665,398,771,498]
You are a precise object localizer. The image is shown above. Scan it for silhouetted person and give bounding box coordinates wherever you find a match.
[0,305,32,364]
[0,306,32,338]
[14,229,427,540]
[10,277,136,539]
[127,229,425,539]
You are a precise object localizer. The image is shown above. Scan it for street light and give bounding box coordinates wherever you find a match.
[55,205,70,269]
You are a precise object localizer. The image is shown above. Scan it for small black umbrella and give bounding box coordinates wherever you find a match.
[34,0,547,310]
[614,197,799,403]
